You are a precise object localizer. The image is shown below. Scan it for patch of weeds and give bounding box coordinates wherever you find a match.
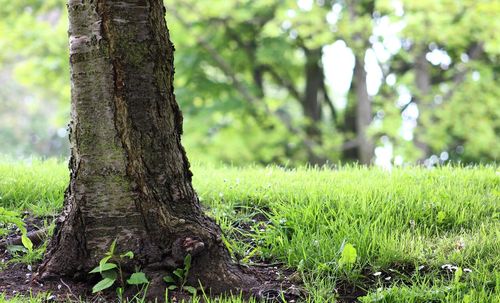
[163,254,197,296]
[0,208,38,265]
[4,218,54,267]
[0,291,54,303]
[89,240,149,301]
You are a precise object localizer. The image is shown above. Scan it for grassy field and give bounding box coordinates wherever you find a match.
[0,159,499,302]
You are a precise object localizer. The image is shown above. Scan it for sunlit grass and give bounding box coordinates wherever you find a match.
[0,159,499,302]
[0,158,67,215]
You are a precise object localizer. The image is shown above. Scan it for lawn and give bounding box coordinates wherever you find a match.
[0,159,499,302]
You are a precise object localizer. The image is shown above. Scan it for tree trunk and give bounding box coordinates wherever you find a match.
[353,54,374,165]
[413,50,431,162]
[38,0,256,296]
[303,48,323,127]
[302,48,328,165]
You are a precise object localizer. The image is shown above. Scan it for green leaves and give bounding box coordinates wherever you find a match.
[89,262,117,274]
[437,211,447,224]
[339,243,357,269]
[92,277,116,293]
[163,254,197,295]
[173,268,184,279]
[454,267,463,284]
[127,272,149,285]
[120,251,134,259]
[184,286,197,295]
[89,240,149,294]
[0,207,33,253]
[0,207,26,234]
[184,254,192,273]
[163,275,175,283]
[21,234,33,252]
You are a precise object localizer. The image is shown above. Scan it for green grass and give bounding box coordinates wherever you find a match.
[1,159,499,302]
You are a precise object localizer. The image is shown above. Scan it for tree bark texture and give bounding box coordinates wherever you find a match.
[38,0,256,295]
[353,54,374,165]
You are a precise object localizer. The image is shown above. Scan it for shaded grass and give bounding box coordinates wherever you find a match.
[1,159,499,302]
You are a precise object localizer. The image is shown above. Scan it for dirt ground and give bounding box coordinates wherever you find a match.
[0,216,305,302]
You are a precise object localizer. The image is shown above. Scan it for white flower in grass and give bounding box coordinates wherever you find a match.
[373,271,382,276]
[441,264,458,271]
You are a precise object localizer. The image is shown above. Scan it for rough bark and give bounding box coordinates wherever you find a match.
[353,54,374,165]
[38,0,257,296]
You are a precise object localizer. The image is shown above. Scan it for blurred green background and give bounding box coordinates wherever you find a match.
[0,0,499,167]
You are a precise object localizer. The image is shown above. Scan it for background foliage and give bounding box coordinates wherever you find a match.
[0,0,498,166]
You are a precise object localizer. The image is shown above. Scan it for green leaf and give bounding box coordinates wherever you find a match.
[89,262,117,274]
[163,275,175,284]
[454,267,463,283]
[109,239,117,255]
[99,256,112,268]
[437,211,446,224]
[101,270,118,280]
[167,285,178,290]
[120,251,134,259]
[339,243,357,268]
[21,235,33,252]
[6,245,26,254]
[127,272,149,285]
[173,268,184,278]
[92,277,116,293]
[184,254,192,272]
[0,207,27,235]
[183,286,197,295]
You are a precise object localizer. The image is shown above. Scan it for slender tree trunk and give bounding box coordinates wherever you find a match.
[346,1,375,165]
[303,48,323,127]
[302,48,328,165]
[413,50,431,161]
[38,0,256,296]
[340,99,359,161]
[353,54,374,165]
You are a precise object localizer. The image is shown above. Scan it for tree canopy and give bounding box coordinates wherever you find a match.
[0,0,498,166]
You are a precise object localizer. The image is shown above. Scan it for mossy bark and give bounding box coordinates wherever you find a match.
[38,0,256,296]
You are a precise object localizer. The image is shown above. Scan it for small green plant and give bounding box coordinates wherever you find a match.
[0,207,34,254]
[338,242,357,269]
[89,240,149,294]
[436,211,447,224]
[453,267,463,284]
[163,254,197,295]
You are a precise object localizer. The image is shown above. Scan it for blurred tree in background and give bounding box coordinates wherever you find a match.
[0,0,498,166]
